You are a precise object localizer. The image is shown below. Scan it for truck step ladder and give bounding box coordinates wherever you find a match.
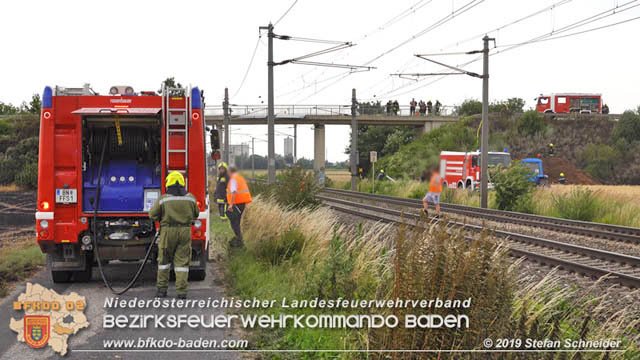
[163,85,191,190]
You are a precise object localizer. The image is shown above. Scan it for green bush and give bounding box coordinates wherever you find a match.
[303,231,358,299]
[491,163,535,211]
[517,110,545,136]
[15,163,38,189]
[612,110,640,144]
[580,143,621,181]
[249,226,307,265]
[552,187,601,221]
[455,99,483,116]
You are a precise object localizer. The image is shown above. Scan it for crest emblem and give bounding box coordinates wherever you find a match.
[24,315,50,348]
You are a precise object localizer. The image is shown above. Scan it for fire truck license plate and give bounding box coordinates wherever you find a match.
[55,189,77,204]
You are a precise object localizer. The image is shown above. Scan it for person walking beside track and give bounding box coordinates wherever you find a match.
[422,167,443,218]
[150,171,199,299]
[226,166,253,248]
[214,162,229,220]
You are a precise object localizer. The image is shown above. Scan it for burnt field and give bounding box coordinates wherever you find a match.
[0,191,36,248]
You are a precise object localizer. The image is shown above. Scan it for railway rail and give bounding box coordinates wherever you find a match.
[321,188,640,244]
[317,192,640,288]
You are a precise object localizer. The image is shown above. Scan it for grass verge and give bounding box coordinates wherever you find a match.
[0,237,45,297]
[224,196,639,358]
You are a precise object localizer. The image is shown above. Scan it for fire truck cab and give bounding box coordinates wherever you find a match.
[535,93,602,114]
[439,151,511,190]
[36,84,210,283]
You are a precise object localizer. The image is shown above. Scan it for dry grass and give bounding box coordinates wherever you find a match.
[0,184,22,192]
[239,168,351,182]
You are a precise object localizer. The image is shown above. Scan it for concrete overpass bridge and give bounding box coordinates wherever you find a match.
[204,104,459,171]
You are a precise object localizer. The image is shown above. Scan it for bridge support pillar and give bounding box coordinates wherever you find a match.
[421,120,444,134]
[314,124,325,184]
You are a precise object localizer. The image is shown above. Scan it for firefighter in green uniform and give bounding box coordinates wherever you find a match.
[150,171,199,299]
[214,162,229,220]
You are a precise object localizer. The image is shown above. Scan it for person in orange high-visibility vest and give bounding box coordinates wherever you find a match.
[226,166,253,247]
[422,167,443,218]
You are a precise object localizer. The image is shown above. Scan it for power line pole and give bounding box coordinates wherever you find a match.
[260,23,276,184]
[293,124,297,164]
[223,87,230,164]
[480,35,492,209]
[350,88,358,191]
[251,137,255,180]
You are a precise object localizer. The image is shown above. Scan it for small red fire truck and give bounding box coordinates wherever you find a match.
[439,150,511,190]
[36,84,210,283]
[535,93,602,114]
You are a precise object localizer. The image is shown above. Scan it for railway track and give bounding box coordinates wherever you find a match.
[321,188,640,245]
[317,193,640,288]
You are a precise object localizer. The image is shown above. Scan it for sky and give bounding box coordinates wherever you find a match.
[1,0,639,162]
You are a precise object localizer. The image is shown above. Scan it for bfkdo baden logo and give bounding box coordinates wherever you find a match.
[9,283,89,356]
[24,315,50,348]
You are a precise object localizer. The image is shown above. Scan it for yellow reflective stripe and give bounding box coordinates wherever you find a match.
[174,267,189,272]
[159,196,196,205]
[158,264,171,270]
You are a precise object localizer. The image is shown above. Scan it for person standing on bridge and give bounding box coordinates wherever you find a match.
[434,100,442,115]
[427,100,433,115]
[423,167,443,218]
[393,100,399,115]
[227,166,253,248]
[386,100,392,116]
[151,171,199,299]
[419,100,426,115]
[410,98,417,116]
[214,162,229,220]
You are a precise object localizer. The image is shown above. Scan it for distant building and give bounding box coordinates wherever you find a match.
[284,137,294,158]
[229,143,250,166]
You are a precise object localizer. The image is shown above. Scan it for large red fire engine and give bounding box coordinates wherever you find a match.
[535,93,602,114]
[440,151,511,190]
[36,84,210,283]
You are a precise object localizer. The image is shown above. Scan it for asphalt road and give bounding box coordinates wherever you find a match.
[1,261,242,360]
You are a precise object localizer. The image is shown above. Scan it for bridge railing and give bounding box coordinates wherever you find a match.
[204,104,455,117]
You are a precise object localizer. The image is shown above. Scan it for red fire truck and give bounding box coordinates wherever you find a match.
[535,93,602,114]
[439,151,511,190]
[36,84,210,283]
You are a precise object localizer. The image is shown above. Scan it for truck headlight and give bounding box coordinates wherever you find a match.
[40,220,49,229]
[193,220,202,228]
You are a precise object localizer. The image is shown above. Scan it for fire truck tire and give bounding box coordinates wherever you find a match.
[465,180,472,190]
[73,253,93,282]
[457,182,463,189]
[189,244,208,281]
[47,255,72,283]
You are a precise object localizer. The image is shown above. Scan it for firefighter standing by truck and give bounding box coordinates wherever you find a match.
[150,171,199,299]
[214,162,229,220]
[227,166,253,248]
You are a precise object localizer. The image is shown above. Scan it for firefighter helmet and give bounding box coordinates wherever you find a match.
[218,162,228,170]
[560,172,565,177]
[166,171,185,187]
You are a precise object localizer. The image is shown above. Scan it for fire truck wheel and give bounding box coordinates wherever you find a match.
[189,245,208,281]
[73,253,93,282]
[47,255,72,283]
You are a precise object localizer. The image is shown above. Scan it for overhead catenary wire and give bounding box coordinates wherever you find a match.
[231,35,262,99]
[274,0,300,26]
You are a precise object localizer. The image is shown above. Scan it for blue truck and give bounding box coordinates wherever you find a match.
[520,158,549,186]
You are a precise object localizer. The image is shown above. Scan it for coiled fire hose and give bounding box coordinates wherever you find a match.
[92,133,156,295]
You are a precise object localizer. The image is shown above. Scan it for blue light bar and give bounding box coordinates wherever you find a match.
[191,87,201,109]
[42,86,53,108]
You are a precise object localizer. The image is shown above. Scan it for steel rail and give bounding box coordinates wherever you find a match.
[321,188,640,244]
[318,195,640,288]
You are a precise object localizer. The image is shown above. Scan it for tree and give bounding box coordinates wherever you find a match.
[28,94,41,114]
[455,99,483,116]
[159,77,184,95]
[612,110,640,144]
[517,110,545,137]
[358,101,384,115]
[0,102,19,115]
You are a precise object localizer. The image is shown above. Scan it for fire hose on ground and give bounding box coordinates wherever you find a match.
[92,133,156,295]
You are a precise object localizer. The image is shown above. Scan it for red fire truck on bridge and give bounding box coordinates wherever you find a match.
[36,84,211,283]
[535,93,602,114]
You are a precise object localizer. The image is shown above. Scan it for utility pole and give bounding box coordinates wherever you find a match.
[223,88,230,164]
[259,23,276,184]
[350,88,358,191]
[251,137,255,180]
[293,124,297,164]
[480,35,491,209]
